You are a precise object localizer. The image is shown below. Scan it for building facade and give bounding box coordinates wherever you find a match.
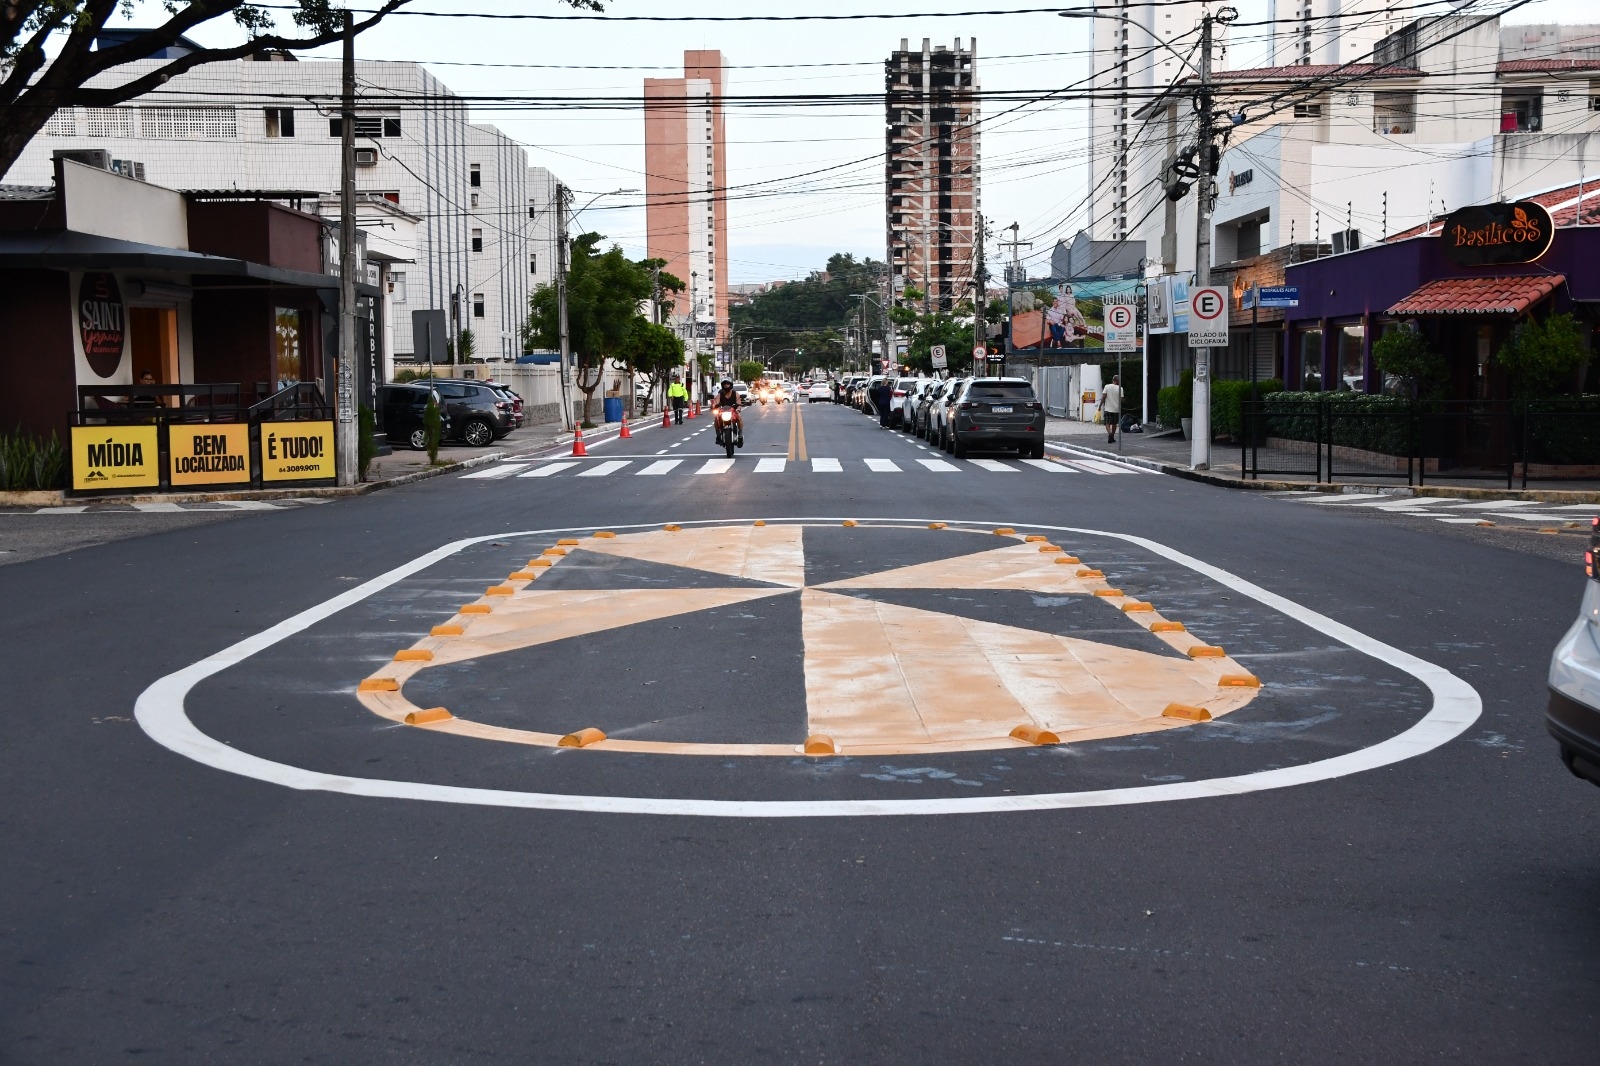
[644,50,730,374]
[885,38,981,312]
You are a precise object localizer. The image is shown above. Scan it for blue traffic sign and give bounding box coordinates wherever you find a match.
[1254,285,1300,308]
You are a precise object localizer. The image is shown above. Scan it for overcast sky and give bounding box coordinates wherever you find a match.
[115,0,1596,282]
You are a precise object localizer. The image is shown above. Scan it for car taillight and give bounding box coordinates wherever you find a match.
[893,390,905,397]
[959,401,977,410]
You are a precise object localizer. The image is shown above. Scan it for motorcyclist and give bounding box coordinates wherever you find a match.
[713,378,743,447]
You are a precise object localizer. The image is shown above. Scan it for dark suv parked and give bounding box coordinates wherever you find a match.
[433,379,516,446]
[378,383,452,450]
[946,377,1046,459]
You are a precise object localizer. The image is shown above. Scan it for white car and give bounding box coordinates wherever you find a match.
[1548,515,1600,787]
[807,381,831,402]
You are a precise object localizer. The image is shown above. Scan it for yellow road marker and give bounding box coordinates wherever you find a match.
[405,707,453,726]
[754,520,766,527]
[664,524,682,532]
[509,571,538,581]
[486,585,515,596]
[460,604,492,615]
[593,531,617,538]
[1150,621,1185,632]
[928,522,947,529]
[558,727,607,748]
[1009,725,1062,745]
[1025,535,1049,542]
[394,649,433,662]
[1218,674,1261,688]
[802,734,837,755]
[1477,520,1494,527]
[1077,568,1104,578]
[557,538,580,546]
[993,527,1016,536]
[1056,555,1081,564]
[1093,589,1124,597]
[1539,528,1559,535]
[430,625,464,637]
[795,397,808,461]
[1187,645,1226,658]
[843,520,858,527]
[359,678,399,693]
[1162,704,1212,722]
[529,558,554,568]
[1038,545,1063,553]
[1122,602,1154,612]
[542,548,566,557]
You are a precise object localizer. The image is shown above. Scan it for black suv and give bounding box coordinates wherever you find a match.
[378,383,452,450]
[432,379,516,446]
[946,377,1046,459]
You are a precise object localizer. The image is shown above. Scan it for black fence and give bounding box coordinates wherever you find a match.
[1241,398,1600,487]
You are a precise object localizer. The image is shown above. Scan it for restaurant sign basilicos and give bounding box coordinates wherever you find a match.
[1441,201,1554,266]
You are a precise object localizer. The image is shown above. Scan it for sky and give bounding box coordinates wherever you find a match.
[111,0,1597,283]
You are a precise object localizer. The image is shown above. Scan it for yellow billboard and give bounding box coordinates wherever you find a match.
[261,421,336,482]
[169,424,250,486]
[72,425,160,491]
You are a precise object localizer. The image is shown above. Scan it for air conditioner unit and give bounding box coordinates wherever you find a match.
[53,148,111,171]
[354,147,379,167]
[1332,228,1361,255]
[111,159,146,181]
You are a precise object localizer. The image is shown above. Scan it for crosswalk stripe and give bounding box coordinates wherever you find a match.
[1066,459,1129,475]
[461,463,531,480]
[754,458,786,473]
[516,462,578,478]
[918,458,959,472]
[637,459,682,476]
[577,460,631,477]
[695,458,735,475]
[132,502,186,512]
[1021,458,1073,473]
[969,459,1016,473]
[864,458,901,473]
[812,458,842,472]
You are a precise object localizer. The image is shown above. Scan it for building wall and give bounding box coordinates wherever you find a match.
[0,271,76,439]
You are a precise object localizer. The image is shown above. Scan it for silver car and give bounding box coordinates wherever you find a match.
[931,377,972,452]
[1547,515,1600,787]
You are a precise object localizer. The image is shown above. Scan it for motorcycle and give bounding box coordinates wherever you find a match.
[713,405,744,458]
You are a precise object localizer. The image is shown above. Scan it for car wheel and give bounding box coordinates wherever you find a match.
[1029,441,1046,460]
[462,419,494,447]
[951,431,969,459]
[408,427,428,450]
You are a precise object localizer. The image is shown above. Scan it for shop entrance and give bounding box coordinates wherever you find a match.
[129,306,179,389]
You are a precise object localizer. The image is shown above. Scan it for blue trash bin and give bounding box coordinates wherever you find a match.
[603,396,624,423]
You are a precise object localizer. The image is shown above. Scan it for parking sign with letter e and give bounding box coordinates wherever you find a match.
[1188,286,1229,348]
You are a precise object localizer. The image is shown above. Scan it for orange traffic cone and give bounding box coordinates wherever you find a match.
[619,416,632,439]
[571,426,588,457]
[691,402,700,419]
[662,406,672,428]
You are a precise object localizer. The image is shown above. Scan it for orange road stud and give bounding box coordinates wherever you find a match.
[802,734,837,755]
[557,539,580,547]
[528,558,554,568]
[460,604,492,615]
[486,585,515,596]
[1039,544,1063,553]
[571,427,588,457]
[405,707,453,726]
[1025,535,1049,542]
[1056,555,1081,564]
[1150,620,1185,632]
[1218,674,1262,688]
[619,417,632,439]
[1539,528,1560,535]
[558,727,607,748]
[593,531,616,538]
[359,678,399,693]
[1076,568,1104,578]
[1162,704,1212,722]
[842,520,858,527]
[1093,589,1124,597]
[1009,725,1062,745]
[1187,645,1226,658]
[664,523,682,532]
[928,522,947,529]
[394,649,433,662]
[993,527,1016,536]
[1477,520,1494,527]
[509,571,538,580]
[543,548,567,557]
[753,520,766,527]
[430,625,464,637]
[1122,601,1154,612]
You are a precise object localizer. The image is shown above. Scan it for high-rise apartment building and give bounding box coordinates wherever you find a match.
[644,51,729,366]
[885,39,981,312]
[1269,0,1423,66]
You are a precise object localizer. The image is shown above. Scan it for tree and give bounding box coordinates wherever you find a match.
[1494,312,1592,399]
[736,360,763,385]
[522,232,654,426]
[618,319,684,407]
[729,252,887,362]
[1373,326,1446,399]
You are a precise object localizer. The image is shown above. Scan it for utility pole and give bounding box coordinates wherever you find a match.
[555,183,573,432]
[334,10,358,486]
[972,214,986,373]
[998,222,1031,284]
[1190,8,1230,471]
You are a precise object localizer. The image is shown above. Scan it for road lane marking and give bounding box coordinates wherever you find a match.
[695,458,736,475]
[864,459,901,472]
[796,399,808,461]
[132,502,186,512]
[970,460,1016,472]
[755,458,787,473]
[812,458,842,472]
[637,460,683,476]
[516,462,578,478]
[918,459,959,472]
[1021,459,1072,473]
[576,460,631,477]
[461,464,533,480]
[1066,459,1129,475]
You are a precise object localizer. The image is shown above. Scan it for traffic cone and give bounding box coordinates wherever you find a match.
[662,406,672,428]
[619,416,631,439]
[571,426,588,457]
[691,402,700,419]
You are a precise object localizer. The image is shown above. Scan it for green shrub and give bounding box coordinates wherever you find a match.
[0,427,68,491]
[358,404,377,481]
[1211,378,1283,439]
[1495,312,1591,398]
[1373,328,1445,398]
[1157,385,1183,428]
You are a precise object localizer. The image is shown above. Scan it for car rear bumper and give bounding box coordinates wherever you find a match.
[1548,687,1600,786]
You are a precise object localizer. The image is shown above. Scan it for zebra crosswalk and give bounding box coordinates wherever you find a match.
[459,455,1151,481]
[1265,490,1599,527]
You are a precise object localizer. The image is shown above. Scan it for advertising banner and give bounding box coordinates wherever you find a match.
[169,425,250,487]
[72,425,159,491]
[1145,275,1191,335]
[261,421,336,482]
[1007,278,1142,353]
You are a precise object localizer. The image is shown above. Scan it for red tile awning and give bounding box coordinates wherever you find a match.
[1385,274,1564,316]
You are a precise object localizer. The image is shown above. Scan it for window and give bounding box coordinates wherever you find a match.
[1293,102,1323,118]
[1372,90,1415,134]
[265,107,295,137]
[1501,88,1543,132]
[470,164,481,187]
[140,106,237,139]
[1297,327,1324,391]
[472,293,485,318]
[1336,322,1365,391]
[529,255,538,275]
[471,228,483,252]
[275,308,303,389]
[383,117,401,137]
[329,114,400,137]
[388,272,407,304]
[1590,79,1600,111]
[43,108,78,136]
[470,193,480,209]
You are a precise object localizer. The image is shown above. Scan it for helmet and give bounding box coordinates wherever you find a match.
[721,379,733,389]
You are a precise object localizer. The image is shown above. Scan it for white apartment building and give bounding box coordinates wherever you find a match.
[6,47,559,363]
[1268,0,1436,67]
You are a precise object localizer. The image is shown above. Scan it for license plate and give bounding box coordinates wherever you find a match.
[991,406,1012,414]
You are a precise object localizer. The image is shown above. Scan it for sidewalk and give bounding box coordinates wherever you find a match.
[1044,416,1600,502]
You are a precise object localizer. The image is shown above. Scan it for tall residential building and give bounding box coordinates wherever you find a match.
[6,46,557,361]
[885,38,981,312]
[1269,0,1424,67]
[644,50,729,362]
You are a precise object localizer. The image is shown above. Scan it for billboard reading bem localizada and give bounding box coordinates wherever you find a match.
[261,422,337,482]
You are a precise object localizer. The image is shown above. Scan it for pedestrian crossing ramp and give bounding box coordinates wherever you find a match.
[460,455,1151,481]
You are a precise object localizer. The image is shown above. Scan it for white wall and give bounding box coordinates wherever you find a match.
[60,160,188,247]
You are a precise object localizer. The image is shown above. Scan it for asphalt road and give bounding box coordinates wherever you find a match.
[3,397,1595,1063]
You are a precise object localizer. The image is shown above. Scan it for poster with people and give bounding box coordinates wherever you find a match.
[1007,278,1143,353]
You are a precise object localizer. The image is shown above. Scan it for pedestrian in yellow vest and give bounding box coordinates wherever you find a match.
[668,375,689,425]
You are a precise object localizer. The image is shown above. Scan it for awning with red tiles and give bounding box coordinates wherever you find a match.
[1385,274,1564,316]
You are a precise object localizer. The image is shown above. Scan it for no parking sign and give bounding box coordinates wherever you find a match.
[1188,286,1229,348]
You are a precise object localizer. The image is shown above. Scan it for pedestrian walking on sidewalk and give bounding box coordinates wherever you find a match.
[668,375,689,425]
[1099,375,1124,444]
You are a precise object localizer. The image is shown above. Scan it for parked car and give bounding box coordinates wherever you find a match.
[931,377,972,451]
[378,383,452,450]
[913,380,948,439]
[807,381,831,402]
[945,377,1046,459]
[841,376,866,405]
[1548,515,1600,788]
[432,379,516,446]
[886,377,918,427]
[479,381,524,428]
[898,378,933,430]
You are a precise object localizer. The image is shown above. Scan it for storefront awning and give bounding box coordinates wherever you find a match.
[1386,274,1564,316]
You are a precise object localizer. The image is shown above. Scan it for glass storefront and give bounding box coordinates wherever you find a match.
[1336,322,1365,391]
[1297,327,1323,391]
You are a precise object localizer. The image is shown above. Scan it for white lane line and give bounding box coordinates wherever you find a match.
[864,458,901,473]
[577,460,632,477]
[695,458,736,475]
[654,449,668,455]
[918,459,959,472]
[32,506,89,513]
[1448,500,1539,509]
[812,458,842,472]
[1346,497,1452,510]
[1067,459,1134,475]
[516,462,578,478]
[669,442,684,448]
[135,517,1483,819]
[1551,503,1600,511]
[461,464,533,480]
[637,460,683,476]
[213,500,283,510]
[969,459,1017,473]
[1436,517,1491,524]
[132,502,186,512]
[754,458,786,473]
[1021,458,1073,473]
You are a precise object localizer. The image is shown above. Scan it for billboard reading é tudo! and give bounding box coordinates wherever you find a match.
[262,422,337,482]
